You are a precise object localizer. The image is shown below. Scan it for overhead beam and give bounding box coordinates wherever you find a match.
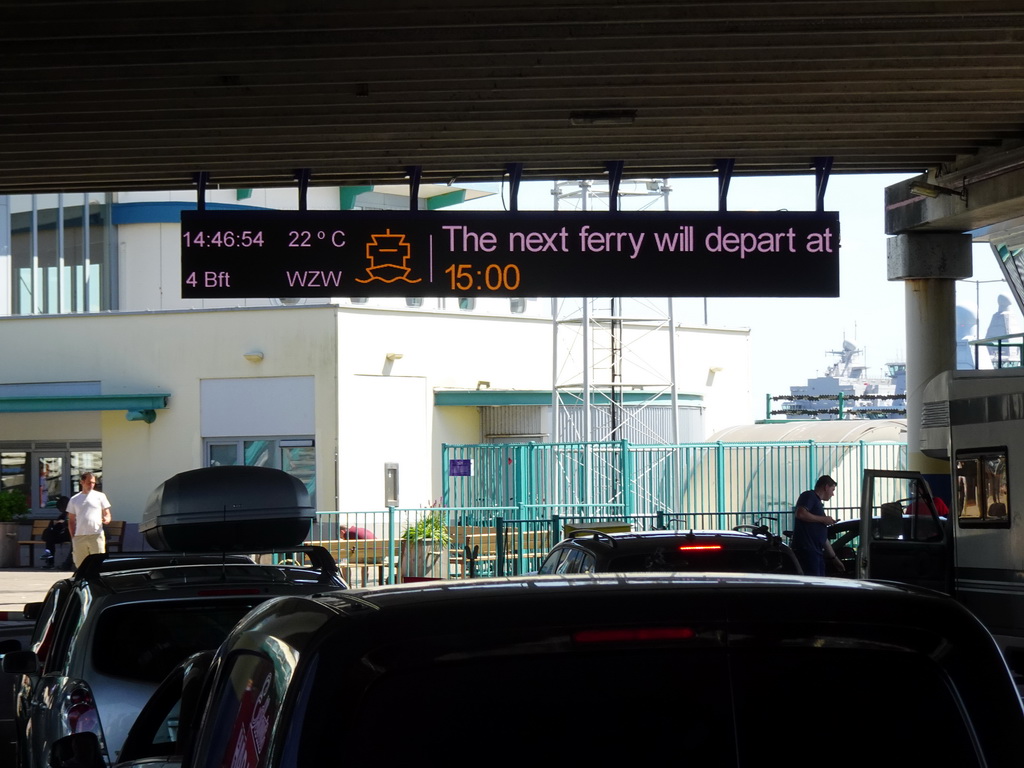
[885,167,1024,236]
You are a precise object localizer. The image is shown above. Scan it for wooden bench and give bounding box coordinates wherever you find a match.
[505,528,552,573]
[344,539,400,586]
[17,519,125,567]
[17,520,52,567]
[105,520,126,553]
[449,526,499,578]
[305,539,345,562]
[450,526,553,577]
[304,538,399,586]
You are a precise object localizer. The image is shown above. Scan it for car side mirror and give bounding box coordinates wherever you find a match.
[1,650,39,675]
[0,638,22,655]
[50,732,105,768]
[24,601,44,621]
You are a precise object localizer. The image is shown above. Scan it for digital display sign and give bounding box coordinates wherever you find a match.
[180,210,839,298]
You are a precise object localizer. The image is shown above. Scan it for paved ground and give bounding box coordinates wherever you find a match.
[0,565,71,619]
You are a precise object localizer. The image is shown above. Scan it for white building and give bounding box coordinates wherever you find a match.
[0,187,752,544]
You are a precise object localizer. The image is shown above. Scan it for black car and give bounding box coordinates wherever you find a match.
[54,573,1024,768]
[537,526,802,575]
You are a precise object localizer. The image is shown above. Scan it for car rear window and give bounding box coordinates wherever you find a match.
[608,547,799,574]
[92,600,262,683]
[293,632,979,767]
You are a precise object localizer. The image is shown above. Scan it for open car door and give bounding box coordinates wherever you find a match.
[858,470,952,594]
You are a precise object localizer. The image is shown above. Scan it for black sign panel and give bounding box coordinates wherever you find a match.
[180,210,839,298]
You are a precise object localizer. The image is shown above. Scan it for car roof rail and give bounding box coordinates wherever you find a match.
[74,546,341,584]
[566,529,619,546]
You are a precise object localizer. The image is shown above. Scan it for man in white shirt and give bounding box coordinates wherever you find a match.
[68,472,112,567]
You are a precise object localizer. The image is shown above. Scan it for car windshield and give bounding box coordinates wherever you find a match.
[92,600,263,683]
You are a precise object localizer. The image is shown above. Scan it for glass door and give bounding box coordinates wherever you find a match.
[34,453,68,515]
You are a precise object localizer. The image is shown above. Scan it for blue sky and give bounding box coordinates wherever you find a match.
[452,173,1014,420]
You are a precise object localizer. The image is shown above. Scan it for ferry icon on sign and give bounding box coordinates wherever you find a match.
[355,230,422,284]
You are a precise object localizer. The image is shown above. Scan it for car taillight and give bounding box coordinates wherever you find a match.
[66,687,100,734]
[573,627,697,643]
[678,544,722,552]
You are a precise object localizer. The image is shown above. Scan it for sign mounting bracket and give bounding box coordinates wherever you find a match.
[506,163,524,212]
[814,157,833,212]
[606,161,625,212]
[295,168,312,211]
[407,166,422,211]
[193,172,209,212]
[716,159,735,212]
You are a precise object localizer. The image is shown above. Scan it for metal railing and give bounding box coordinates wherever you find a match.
[968,333,1024,369]
[309,438,902,585]
[765,392,906,420]
[441,439,905,521]
[308,505,868,585]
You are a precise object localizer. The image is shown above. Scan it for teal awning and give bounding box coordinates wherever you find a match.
[0,393,169,414]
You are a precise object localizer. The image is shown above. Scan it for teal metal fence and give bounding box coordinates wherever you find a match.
[308,438,905,585]
[441,439,905,522]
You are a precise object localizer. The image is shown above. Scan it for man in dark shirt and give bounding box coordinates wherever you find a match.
[791,475,844,576]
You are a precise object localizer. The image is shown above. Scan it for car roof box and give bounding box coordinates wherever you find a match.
[141,466,315,552]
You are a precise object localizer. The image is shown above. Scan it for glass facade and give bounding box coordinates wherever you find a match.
[7,193,116,315]
[1,447,102,514]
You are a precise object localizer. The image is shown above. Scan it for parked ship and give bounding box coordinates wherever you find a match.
[779,340,906,419]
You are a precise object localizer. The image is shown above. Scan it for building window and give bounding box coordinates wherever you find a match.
[458,297,476,311]
[1,452,27,498]
[8,193,116,315]
[406,298,423,308]
[206,438,316,506]
[510,298,526,314]
[1,446,101,514]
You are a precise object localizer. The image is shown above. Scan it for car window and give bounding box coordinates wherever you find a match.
[538,548,567,575]
[294,632,981,766]
[44,591,83,674]
[194,651,279,768]
[956,449,1010,528]
[31,581,69,662]
[120,669,184,759]
[300,646,735,765]
[120,650,215,762]
[556,549,587,574]
[832,529,860,552]
[730,647,979,766]
[91,600,262,684]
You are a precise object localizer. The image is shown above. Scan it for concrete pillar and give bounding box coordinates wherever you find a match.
[887,233,972,472]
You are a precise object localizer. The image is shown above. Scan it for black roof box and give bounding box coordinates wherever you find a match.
[141,466,315,552]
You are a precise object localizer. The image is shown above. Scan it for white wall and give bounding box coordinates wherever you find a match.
[0,307,340,520]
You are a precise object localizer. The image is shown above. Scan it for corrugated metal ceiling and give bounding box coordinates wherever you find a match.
[4,1,1024,192]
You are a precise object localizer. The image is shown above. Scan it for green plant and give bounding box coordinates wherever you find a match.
[401,511,451,544]
[0,491,30,523]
